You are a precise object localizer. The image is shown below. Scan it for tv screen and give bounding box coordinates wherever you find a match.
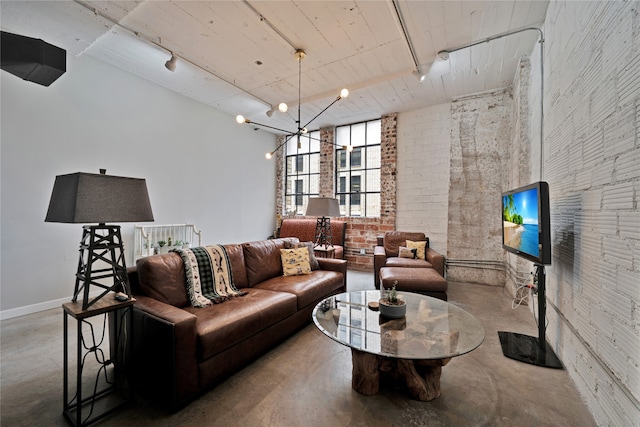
[502,181,551,265]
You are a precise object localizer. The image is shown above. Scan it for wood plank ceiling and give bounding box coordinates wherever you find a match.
[1,0,549,134]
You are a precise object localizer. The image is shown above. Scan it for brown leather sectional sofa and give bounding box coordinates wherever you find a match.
[127,237,347,409]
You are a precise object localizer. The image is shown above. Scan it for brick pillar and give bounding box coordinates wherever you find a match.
[275,134,286,223]
[319,127,334,197]
[379,113,397,227]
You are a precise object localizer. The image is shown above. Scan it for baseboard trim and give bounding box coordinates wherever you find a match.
[1,296,71,320]
[1,291,121,320]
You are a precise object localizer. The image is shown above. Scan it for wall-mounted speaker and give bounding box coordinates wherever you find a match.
[1,31,66,87]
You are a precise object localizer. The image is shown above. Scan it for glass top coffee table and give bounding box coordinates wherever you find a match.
[313,290,485,401]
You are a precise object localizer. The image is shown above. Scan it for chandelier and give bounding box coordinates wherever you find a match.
[235,49,349,159]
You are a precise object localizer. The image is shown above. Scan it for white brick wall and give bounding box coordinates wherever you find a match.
[447,90,512,285]
[396,104,451,255]
[542,1,640,425]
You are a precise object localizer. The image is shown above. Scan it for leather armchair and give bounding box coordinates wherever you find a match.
[374,231,445,289]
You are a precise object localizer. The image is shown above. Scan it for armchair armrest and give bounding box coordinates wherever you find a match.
[374,245,387,289]
[132,295,199,409]
[426,248,445,277]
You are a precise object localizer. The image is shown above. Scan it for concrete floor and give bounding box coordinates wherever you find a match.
[1,270,597,427]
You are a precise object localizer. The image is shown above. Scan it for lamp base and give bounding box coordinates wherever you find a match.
[314,216,334,248]
[73,225,132,310]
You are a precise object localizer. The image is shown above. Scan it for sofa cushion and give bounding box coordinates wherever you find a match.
[254,270,344,309]
[222,243,248,288]
[136,253,189,307]
[244,240,282,286]
[385,256,432,269]
[183,288,297,361]
[281,247,312,276]
[406,240,427,260]
[398,246,417,259]
[383,231,428,258]
[380,267,447,293]
[284,240,320,270]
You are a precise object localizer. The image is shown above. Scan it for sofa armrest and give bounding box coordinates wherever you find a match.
[318,258,348,292]
[132,295,199,409]
[373,245,387,289]
[426,248,445,278]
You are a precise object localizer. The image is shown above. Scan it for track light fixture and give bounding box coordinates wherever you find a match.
[165,53,177,71]
[412,69,426,82]
[437,51,450,62]
[235,49,349,159]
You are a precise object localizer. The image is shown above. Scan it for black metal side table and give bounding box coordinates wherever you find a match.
[62,297,135,426]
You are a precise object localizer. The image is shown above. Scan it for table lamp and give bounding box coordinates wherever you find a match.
[45,169,154,310]
[305,197,341,248]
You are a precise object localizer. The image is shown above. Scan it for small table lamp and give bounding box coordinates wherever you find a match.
[45,169,154,310]
[306,197,341,248]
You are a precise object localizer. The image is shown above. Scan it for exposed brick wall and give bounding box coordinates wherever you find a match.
[274,134,286,230]
[541,2,640,424]
[379,113,397,221]
[447,89,512,285]
[319,127,334,197]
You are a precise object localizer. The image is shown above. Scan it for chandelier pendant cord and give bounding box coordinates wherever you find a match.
[297,54,303,148]
[235,49,349,158]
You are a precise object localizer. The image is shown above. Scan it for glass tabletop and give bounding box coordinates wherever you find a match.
[313,290,485,360]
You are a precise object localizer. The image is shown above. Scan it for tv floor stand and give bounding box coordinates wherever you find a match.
[498,264,563,369]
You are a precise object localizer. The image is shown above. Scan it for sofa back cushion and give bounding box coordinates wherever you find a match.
[136,253,189,307]
[242,238,299,287]
[383,231,429,258]
[279,219,346,246]
[222,243,248,288]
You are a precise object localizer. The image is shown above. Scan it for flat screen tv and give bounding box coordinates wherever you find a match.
[502,181,551,265]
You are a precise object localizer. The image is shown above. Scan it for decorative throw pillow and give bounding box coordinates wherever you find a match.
[398,246,417,259]
[280,247,312,276]
[406,240,427,260]
[284,241,320,270]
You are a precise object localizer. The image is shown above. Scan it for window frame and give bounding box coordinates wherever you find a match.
[334,119,381,217]
[284,131,321,215]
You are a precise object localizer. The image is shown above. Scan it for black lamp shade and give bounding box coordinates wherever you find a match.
[45,172,154,224]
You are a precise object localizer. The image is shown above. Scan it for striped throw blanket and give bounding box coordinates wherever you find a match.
[173,245,246,307]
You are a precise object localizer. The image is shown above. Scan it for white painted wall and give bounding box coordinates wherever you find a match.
[0,53,276,317]
[540,1,640,424]
[396,104,451,255]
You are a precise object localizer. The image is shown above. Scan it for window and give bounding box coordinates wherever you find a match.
[335,120,381,217]
[285,131,320,214]
[350,147,362,167]
[295,179,303,206]
[351,175,361,205]
[339,176,346,205]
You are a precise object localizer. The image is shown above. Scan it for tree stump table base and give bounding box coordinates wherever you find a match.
[351,349,451,401]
